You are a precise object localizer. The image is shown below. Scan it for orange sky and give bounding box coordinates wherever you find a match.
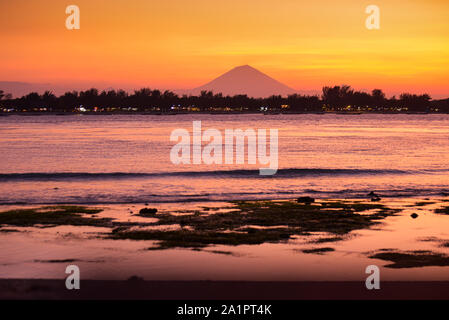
[0,0,448,98]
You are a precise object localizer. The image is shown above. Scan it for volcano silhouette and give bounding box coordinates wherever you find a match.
[189,65,297,97]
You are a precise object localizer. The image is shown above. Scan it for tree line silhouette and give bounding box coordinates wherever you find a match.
[0,86,448,113]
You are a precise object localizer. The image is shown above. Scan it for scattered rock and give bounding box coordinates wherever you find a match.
[138,208,158,216]
[297,197,315,204]
[127,275,144,283]
[368,191,381,202]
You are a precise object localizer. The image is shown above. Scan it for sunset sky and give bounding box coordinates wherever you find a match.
[0,0,448,98]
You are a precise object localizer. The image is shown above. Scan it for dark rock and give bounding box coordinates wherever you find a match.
[368,192,382,201]
[302,247,335,254]
[411,213,419,219]
[139,208,158,216]
[368,191,382,201]
[112,226,128,234]
[297,197,315,204]
[127,275,144,283]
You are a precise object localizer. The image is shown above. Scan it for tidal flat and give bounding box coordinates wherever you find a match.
[109,200,399,249]
[1,198,449,281]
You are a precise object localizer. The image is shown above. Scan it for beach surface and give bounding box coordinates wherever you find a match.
[1,198,449,285]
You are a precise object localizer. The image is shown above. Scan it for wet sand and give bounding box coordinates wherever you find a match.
[1,197,449,301]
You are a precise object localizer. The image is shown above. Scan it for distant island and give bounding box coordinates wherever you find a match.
[1,66,448,114]
[1,85,448,114]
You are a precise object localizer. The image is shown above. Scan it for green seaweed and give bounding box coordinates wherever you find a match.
[435,206,449,215]
[0,206,109,227]
[302,247,335,254]
[369,250,449,268]
[412,201,436,207]
[0,228,20,233]
[114,228,292,249]
[310,236,345,244]
[111,200,399,250]
[419,237,449,248]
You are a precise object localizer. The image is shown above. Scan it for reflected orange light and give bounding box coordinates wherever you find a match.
[0,0,448,97]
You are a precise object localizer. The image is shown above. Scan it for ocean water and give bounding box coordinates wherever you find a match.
[2,113,449,282]
[1,113,449,204]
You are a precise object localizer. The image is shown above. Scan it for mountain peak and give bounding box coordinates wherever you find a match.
[189,65,297,98]
[233,64,256,70]
[227,65,266,75]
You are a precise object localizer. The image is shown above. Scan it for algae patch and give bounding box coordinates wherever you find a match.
[302,247,335,254]
[435,205,449,215]
[369,249,449,268]
[0,206,109,227]
[111,200,399,250]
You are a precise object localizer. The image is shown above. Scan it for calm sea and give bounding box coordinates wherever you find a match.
[1,113,449,204]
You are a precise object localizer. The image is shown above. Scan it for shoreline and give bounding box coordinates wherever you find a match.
[1,111,447,116]
[0,193,447,206]
[1,198,449,287]
[1,279,449,300]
